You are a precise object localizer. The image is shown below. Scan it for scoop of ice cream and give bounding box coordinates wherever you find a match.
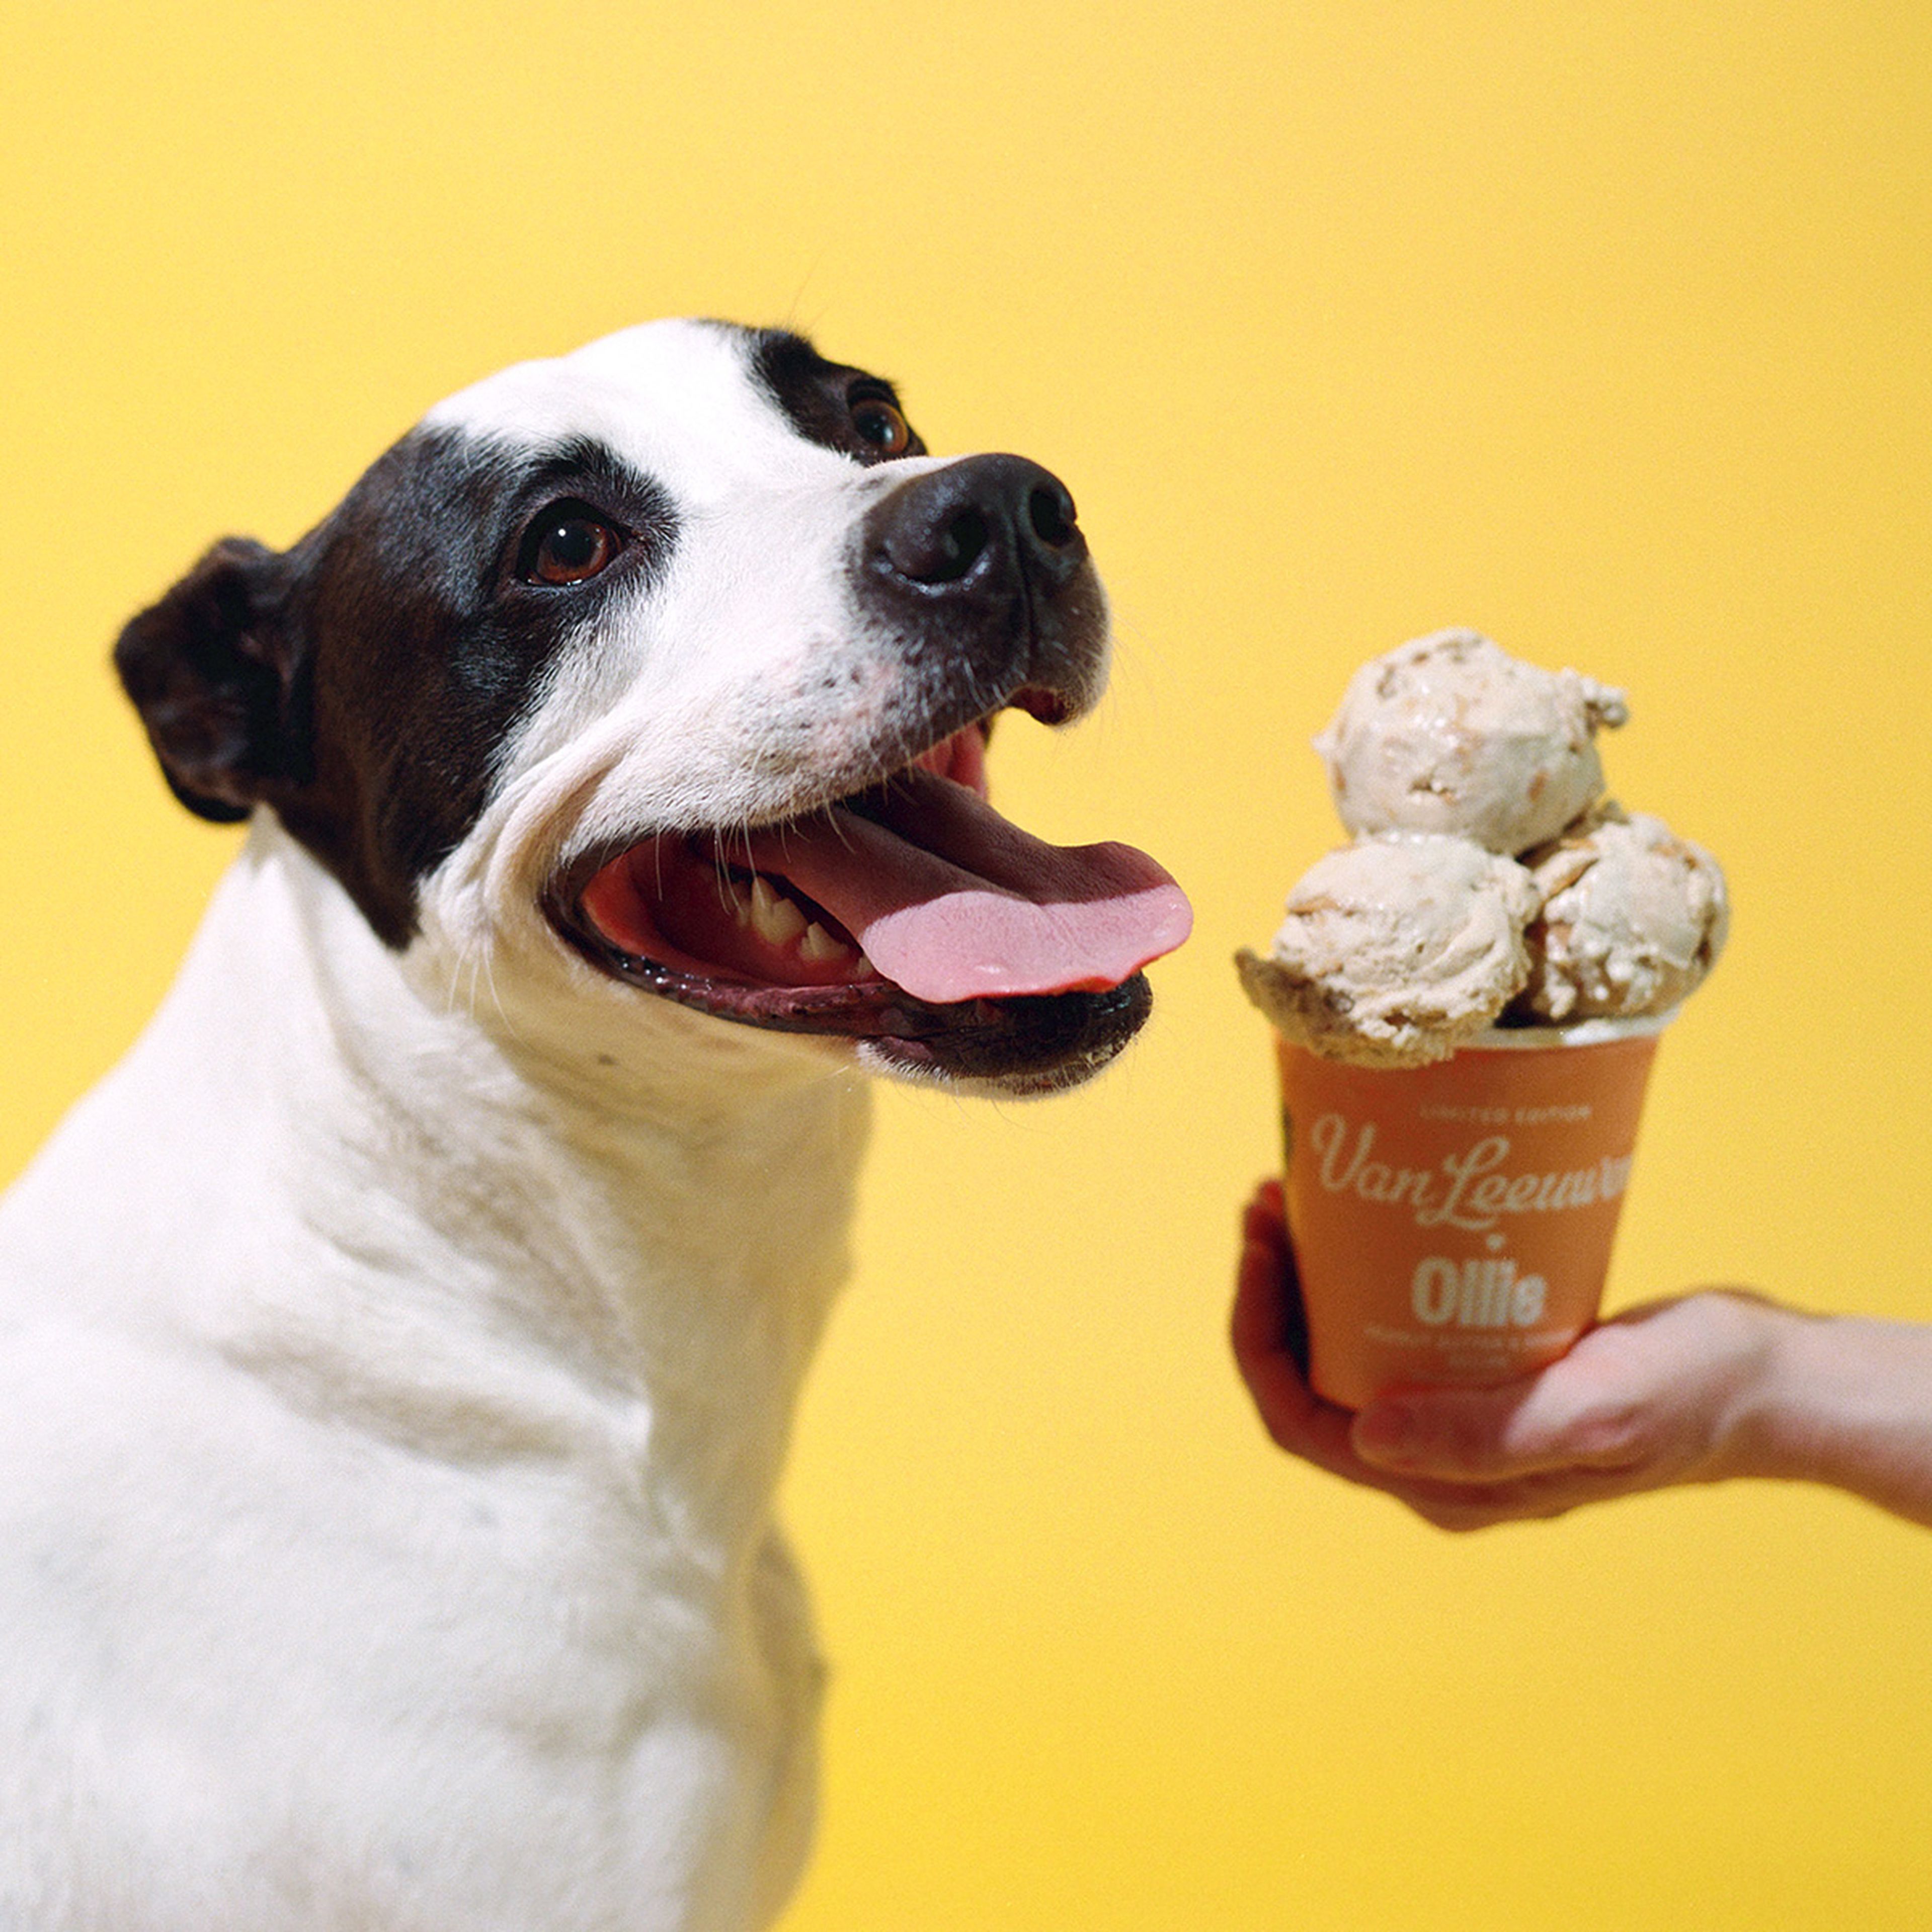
[1236,834,1540,1069]
[1315,629,1629,854]
[1513,808,1730,1021]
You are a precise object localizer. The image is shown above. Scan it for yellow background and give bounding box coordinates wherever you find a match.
[4,4,1929,1926]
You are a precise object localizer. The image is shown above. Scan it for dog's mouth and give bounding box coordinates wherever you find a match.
[542,717,1192,1086]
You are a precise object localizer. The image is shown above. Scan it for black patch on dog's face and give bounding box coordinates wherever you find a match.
[750,330,929,466]
[117,426,679,948]
[288,430,680,944]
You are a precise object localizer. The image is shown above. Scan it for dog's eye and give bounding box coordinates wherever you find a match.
[520,504,623,586]
[851,398,913,458]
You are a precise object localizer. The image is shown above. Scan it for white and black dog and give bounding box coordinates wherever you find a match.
[0,320,1189,1930]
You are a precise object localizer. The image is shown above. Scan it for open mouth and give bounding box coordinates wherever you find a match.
[543,718,1193,1084]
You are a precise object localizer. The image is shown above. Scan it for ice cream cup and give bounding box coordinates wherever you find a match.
[1273,1015,1669,1410]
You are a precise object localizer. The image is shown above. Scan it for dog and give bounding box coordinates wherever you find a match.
[0,319,1190,1930]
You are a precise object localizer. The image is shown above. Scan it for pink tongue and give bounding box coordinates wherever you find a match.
[745,768,1192,1004]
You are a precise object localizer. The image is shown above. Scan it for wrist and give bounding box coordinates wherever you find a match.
[1731,1304,1932,1522]
[1718,1298,1829,1485]
[1670,1291,1794,1485]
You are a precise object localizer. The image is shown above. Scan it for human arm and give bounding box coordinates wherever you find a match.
[1233,1179,1932,1530]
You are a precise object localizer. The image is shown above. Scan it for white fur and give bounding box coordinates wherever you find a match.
[2,820,857,1928]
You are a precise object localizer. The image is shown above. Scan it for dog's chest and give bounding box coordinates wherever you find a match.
[0,838,856,1928]
[0,1317,827,1928]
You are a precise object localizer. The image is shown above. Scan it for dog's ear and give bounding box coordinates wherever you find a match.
[114,537,310,823]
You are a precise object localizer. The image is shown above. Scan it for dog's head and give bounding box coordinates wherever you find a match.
[115,320,1190,1096]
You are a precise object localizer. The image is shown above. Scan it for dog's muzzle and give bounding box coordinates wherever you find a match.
[546,453,1187,1091]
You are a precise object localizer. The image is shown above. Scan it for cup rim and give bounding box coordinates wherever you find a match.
[1463,1007,1677,1051]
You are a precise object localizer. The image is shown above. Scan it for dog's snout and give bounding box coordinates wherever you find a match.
[871,454,1086,593]
[857,450,1112,726]
[857,450,1105,722]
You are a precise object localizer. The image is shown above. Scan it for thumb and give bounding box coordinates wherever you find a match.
[1351,1368,1640,1483]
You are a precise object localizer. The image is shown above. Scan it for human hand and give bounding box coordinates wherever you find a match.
[1232,1179,1781,1530]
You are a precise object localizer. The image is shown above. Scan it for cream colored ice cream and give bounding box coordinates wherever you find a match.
[1236,835,1540,1069]
[1240,631,1726,1068]
[1315,628,1629,854]
[1512,807,1730,1021]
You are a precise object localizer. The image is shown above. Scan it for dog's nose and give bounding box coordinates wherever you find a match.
[869,454,1087,594]
[857,452,1107,723]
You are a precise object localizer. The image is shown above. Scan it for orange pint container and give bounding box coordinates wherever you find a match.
[1275,1022,1665,1409]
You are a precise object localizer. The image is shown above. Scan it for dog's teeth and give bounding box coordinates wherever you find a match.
[749,877,807,947]
[798,921,853,964]
[716,876,753,926]
[850,951,876,982]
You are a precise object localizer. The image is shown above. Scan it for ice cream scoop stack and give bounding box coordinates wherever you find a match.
[1239,630,1726,1064]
